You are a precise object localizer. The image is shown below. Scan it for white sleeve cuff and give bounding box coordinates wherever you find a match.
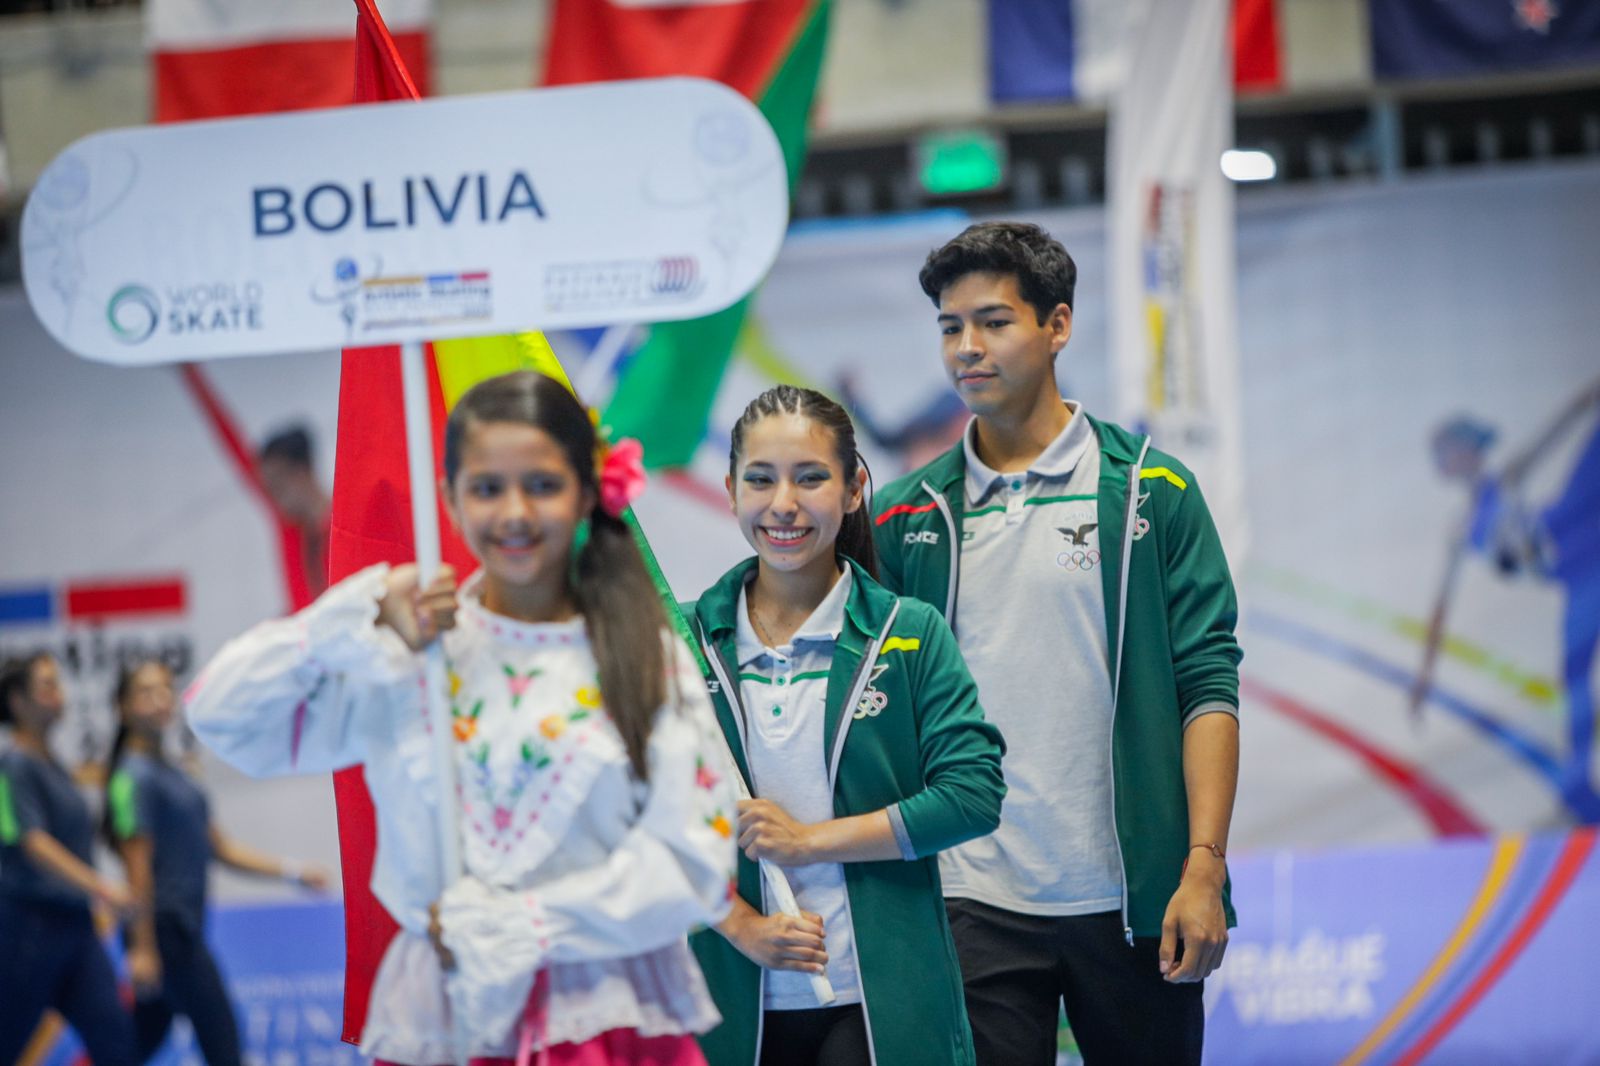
[439,877,546,1041]
[302,564,416,679]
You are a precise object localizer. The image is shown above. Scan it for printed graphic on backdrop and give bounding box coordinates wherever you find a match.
[1106,0,1247,558]
[19,79,788,364]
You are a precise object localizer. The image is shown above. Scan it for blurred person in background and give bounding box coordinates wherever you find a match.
[1,652,138,1065]
[257,423,332,600]
[104,657,329,1065]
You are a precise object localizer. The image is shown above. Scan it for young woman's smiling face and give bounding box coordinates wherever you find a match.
[728,413,863,577]
[446,420,593,599]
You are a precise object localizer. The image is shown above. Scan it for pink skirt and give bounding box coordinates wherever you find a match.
[374,1027,707,1066]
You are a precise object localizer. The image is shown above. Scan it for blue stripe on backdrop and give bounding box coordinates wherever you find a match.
[1247,610,1600,821]
[1371,0,1600,80]
[989,0,1077,103]
[0,586,53,626]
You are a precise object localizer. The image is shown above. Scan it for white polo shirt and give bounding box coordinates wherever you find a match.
[940,402,1124,916]
[735,567,863,1008]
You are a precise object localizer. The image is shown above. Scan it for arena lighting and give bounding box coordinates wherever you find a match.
[1221,149,1277,182]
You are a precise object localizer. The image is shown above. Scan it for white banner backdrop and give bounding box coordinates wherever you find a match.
[21,79,787,364]
[3,163,1599,906]
[1106,0,1248,560]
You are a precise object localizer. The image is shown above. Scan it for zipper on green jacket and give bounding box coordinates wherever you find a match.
[820,606,901,1066]
[1107,436,1151,945]
[827,602,901,788]
[920,480,961,624]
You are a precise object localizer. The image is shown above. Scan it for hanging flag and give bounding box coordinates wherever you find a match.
[1371,0,1600,80]
[1106,0,1249,560]
[988,0,1281,104]
[148,0,431,122]
[543,0,830,468]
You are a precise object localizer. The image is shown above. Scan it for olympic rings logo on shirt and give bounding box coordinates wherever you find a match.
[854,687,889,720]
[1055,549,1102,571]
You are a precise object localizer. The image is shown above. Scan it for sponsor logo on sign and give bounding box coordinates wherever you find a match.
[544,257,706,315]
[314,258,492,338]
[106,285,160,344]
[108,281,265,344]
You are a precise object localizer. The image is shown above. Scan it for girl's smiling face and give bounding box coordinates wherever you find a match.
[728,413,863,577]
[445,419,594,603]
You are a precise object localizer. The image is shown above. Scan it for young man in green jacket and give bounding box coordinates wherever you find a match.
[871,222,1243,1066]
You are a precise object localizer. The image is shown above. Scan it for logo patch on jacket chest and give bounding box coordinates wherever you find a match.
[854,662,890,720]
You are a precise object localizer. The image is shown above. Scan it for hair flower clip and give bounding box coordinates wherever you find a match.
[598,437,646,517]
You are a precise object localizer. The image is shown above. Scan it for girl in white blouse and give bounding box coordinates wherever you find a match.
[186,371,737,1066]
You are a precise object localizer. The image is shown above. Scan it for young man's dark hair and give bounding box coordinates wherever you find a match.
[917,221,1077,322]
[257,425,314,470]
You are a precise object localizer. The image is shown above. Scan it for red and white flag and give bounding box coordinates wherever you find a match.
[148,0,432,122]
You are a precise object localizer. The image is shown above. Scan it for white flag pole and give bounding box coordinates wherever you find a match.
[399,340,469,1062]
[714,732,836,1006]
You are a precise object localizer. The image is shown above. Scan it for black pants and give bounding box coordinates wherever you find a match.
[0,895,138,1066]
[945,899,1203,1066]
[758,1004,871,1066]
[130,913,242,1066]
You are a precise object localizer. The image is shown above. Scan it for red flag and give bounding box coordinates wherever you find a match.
[1233,0,1283,93]
[149,0,431,122]
[543,0,814,98]
[328,0,472,1043]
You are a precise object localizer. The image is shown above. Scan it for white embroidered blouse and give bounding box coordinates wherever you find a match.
[185,565,738,1064]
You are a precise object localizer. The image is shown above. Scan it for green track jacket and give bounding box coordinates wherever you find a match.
[870,413,1242,940]
[686,557,1006,1066]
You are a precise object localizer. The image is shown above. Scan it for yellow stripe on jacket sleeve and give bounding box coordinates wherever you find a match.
[1141,467,1188,490]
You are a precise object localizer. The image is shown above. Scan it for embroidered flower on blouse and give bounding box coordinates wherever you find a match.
[452,700,484,743]
[575,686,601,710]
[503,665,542,710]
[539,715,567,741]
[449,669,463,699]
[706,810,733,839]
[694,756,720,791]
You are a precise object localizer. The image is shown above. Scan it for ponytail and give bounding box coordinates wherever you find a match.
[572,508,669,781]
[102,658,169,847]
[835,451,880,580]
[102,721,132,848]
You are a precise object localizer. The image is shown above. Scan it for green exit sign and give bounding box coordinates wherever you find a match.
[916,129,1007,196]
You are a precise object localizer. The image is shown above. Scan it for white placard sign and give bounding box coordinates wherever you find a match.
[21,78,789,365]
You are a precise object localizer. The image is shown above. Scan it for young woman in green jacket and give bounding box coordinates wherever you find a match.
[687,385,1006,1066]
